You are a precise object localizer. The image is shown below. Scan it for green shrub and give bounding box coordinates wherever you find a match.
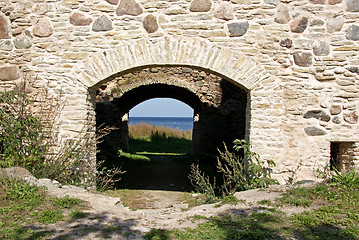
[331,168,359,189]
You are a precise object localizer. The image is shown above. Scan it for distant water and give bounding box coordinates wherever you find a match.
[129,117,193,131]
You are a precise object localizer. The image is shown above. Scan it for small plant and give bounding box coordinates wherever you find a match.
[188,164,218,203]
[54,195,82,209]
[331,168,359,189]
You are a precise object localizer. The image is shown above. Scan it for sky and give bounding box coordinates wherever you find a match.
[129,98,194,117]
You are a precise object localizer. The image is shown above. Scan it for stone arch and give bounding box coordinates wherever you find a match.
[72,37,270,91]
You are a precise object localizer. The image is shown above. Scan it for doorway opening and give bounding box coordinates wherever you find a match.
[330,141,355,171]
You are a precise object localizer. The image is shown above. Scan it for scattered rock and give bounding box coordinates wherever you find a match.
[0,167,37,183]
[343,111,358,124]
[189,0,212,12]
[304,110,331,122]
[280,38,292,48]
[0,66,20,81]
[313,41,330,56]
[116,0,143,16]
[293,52,312,67]
[0,12,11,39]
[291,16,308,33]
[105,0,119,5]
[33,18,53,37]
[143,14,158,34]
[332,116,341,124]
[14,35,32,49]
[214,1,234,21]
[328,0,342,4]
[0,40,13,51]
[326,16,344,33]
[228,22,249,37]
[304,126,327,136]
[92,15,113,32]
[347,0,359,12]
[70,13,92,26]
[274,4,290,24]
[346,25,359,41]
[330,105,342,115]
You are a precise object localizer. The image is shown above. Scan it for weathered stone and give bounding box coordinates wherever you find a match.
[310,19,324,26]
[291,16,308,33]
[343,112,358,124]
[330,105,342,115]
[347,0,359,12]
[309,0,325,4]
[274,4,290,24]
[0,66,20,81]
[228,22,249,37]
[293,52,312,67]
[304,126,327,136]
[347,66,359,74]
[304,110,330,122]
[214,2,234,21]
[264,0,277,4]
[280,38,292,48]
[346,25,359,41]
[313,41,330,56]
[0,40,13,51]
[328,0,342,4]
[143,14,158,34]
[332,116,341,124]
[105,0,118,5]
[0,12,11,39]
[116,0,143,16]
[14,35,32,49]
[33,18,53,37]
[70,13,92,26]
[92,15,113,32]
[326,16,344,33]
[34,3,52,15]
[189,0,212,12]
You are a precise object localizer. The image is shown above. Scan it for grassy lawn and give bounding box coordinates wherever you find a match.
[0,177,88,240]
[145,180,359,240]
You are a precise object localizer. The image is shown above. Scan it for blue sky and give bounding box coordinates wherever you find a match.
[129,98,193,117]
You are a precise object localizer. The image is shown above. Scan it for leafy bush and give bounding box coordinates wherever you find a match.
[331,168,359,189]
[189,139,278,198]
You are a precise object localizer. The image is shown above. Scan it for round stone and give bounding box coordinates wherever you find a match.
[343,112,358,124]
[0,12,11,39]
[214,2,234,21]
[33,18,53,37]
[313,41,330,56]
[0,66,20,81]
[327,16,344,33]
[228,22,249,37]
[332,116,341,124]
[92,15,113,32]
[143,14,158,34]
[14,35,32,49]
[304,126,327,136]
[70,13,92,26]
[346,25,359,41]
[293,52,312,67]
[189,0,212,12]
[274,4,290,24]
[330,105,342,115]
[116,0,143,16]
[310,0,325,4]
[291,16,308,33]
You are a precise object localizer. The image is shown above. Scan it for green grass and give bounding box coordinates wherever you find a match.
[144,181,359,240]
[0,177,87,240]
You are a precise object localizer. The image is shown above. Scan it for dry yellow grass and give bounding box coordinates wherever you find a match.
[129,123,192,140]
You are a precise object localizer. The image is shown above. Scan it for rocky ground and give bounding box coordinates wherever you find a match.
[1,167,315,240]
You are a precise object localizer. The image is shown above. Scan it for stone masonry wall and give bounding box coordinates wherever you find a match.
[1,0,359,183]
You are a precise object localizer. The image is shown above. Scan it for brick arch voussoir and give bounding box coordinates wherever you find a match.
[73,37,269,91]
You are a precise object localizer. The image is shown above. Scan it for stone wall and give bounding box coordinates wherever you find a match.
[1,0,359,183]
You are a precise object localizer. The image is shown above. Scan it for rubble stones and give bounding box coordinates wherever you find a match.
[280,38,292,48]
[304,110,331,122]
[343,112,358,124]
[274,4,290,24]
[304,126,327,136]
[0,12,11,39]
[92,15,113,32]
[291,16,308,33]
[143,14,158,34]
[228,22,249,37]
[189,0,212,12]
[327,16,344,33]
[0,66,20,81]
[313,41,330,56]
[330,105,342,115]
[70,13,92,26]
[346,25,359,41]
[293,52,312,67]
[332,116,341,124]
[116,0,143,16]
[214,2,234,21]
[14,35,32,49]
[33,18,53,37]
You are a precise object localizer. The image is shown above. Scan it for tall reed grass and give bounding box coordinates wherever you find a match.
[129,123,192,140]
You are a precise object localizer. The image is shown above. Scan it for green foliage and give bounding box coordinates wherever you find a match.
[31,209,63,224]
[69,210,87,219]
[54,195,82,209]
[119,150,151,162]
[331,168,359,189]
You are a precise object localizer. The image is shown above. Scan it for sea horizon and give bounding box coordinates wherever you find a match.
[129,116,193,131]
